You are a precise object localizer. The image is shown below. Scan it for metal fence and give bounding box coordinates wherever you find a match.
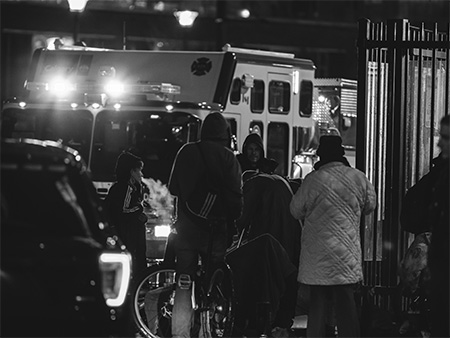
[356,18,449,311]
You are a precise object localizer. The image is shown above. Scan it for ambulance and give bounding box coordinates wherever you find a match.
[1,44,318,259]
[313,78,357,167]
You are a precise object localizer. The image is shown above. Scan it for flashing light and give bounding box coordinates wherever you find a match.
[104,80,125,97]
[174,10,199,27]
[70,102,78,109]
[49,78,75,97]
[99,252,131,307]
[150,114,160,119]
[91,103,101,109]
[18,101,27,108]
[239,9,250,18]
[26,79,181,102]
[166,104,174,112]
[113,103,121,110]
[318,95,326,103]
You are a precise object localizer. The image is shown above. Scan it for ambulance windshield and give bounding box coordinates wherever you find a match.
[1,108,201,184]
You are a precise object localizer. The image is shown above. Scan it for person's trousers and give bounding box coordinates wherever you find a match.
[171,216,228,338]
[273,272,298,329]
[307,284,360,338]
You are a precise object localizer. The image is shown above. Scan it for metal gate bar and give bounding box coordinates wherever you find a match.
[356,18,449,311]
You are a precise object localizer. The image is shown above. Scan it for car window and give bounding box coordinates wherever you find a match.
[1,170,90,238]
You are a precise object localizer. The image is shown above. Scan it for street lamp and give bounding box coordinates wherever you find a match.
[174,10,198,28]
[174,9,198,50]
[67,0,89,43]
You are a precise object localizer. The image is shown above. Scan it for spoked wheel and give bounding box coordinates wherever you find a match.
[132,263,176,338]
[132,262,234,338]
[199,262,235,338]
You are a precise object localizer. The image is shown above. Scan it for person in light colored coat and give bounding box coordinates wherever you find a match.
[290,135,376,338]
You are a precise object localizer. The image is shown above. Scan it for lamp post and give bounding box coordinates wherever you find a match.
[174,10,198,50]
[67,0,89,43]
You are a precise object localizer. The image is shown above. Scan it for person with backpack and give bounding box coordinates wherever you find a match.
[168,112,243,338]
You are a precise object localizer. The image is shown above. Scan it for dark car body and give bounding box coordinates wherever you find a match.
[1,138,133,337]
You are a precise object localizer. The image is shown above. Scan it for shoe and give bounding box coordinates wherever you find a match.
[271,327,291,338]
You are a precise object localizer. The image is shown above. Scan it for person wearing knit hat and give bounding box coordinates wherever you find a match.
[290,133,376,338]
[237,133,278,174]
[168,112,243,338]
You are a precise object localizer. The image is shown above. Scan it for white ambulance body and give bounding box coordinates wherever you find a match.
[1,45,317,259]
[221,46,317,178]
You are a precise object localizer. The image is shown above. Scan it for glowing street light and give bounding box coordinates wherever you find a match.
[174,10,199,27]
[67,0,89,12]
[67,0,89,43]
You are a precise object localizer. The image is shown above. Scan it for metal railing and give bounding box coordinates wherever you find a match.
[356,18,449,311]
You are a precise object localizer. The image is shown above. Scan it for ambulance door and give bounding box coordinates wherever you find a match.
[266,72,293,176]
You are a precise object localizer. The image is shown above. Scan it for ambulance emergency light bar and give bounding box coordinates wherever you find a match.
[26,79,181,100]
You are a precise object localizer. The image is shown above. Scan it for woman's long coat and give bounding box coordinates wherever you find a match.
[290,162,376,285]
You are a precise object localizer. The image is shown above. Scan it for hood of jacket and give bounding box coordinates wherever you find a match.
[200,112,231,145]
[243,133,264,156]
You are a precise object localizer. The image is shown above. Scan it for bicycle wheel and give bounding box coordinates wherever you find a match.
[132,263,176,338]
[199,261,235,338]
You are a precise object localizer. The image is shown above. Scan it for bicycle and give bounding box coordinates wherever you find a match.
[132,232,236,338]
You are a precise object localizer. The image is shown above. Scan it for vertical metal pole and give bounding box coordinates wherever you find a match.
[216,0,226,50]
[446,23,450,116]
[73,12,79,43]
[356,18,370,173]
[356,17,371,286]
[430,23,438,164]
[122,21,127,50]
[395,19,408,285]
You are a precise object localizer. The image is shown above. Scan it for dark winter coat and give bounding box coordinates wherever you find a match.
[400,155,449,235]
[237,173,301,267]
[105,179,147,272]
[169,113,243,238]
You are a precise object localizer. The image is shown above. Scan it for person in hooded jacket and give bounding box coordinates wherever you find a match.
[168,112,243,338]
[237,133,278,174]
[290,135,376,338]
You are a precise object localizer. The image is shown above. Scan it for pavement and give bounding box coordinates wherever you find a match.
[291,315,307,337]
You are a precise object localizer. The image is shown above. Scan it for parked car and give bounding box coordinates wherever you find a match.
[1,138,133,337]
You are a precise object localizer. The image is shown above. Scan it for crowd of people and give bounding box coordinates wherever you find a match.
[103,113,449,338]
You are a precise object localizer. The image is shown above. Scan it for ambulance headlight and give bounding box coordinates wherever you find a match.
[154,225,171,238]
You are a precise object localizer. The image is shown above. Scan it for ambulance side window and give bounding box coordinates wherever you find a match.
[269,81,290,114]
[250,80,264,113]
[225,117,238,151]
[230,78,241,105]
[267,122,289,176]
[299,80,313,117]
[249,121,263,140]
